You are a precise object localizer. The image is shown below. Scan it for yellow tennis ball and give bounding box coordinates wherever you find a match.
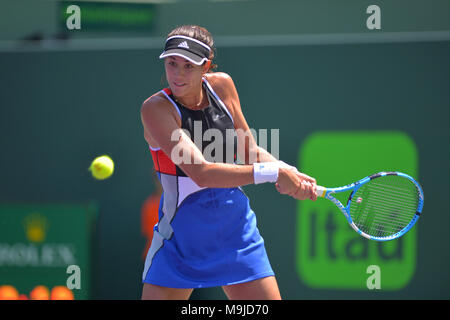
[89,155,114,180]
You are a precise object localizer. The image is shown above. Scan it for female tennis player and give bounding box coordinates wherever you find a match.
[140,25,317,300]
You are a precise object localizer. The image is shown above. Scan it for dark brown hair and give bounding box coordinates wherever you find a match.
[167,25,218,72]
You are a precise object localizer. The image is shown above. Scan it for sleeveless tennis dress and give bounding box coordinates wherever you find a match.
[142,77,274,288]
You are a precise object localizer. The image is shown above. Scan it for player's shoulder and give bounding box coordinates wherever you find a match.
[141,90,171,115]
[204,72,234,89]
[204,72,236,99]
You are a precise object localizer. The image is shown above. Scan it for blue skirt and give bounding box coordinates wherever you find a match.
[142,187,274,288]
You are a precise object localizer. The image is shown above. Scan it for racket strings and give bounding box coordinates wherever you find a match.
[359,191,418,216]
[356,196,417,237]
[350,175,419,238]
[366,183,419,206]
[357,206,412,226]
[357,207,411,236]
[356,198,417,236]
[356,208,412,237]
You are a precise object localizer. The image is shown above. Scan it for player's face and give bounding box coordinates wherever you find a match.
[164,56,204,96]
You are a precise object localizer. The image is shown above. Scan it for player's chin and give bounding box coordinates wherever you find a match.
[170,81,189,94]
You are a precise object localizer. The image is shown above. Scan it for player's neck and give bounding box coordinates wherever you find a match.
[174,86,207,110]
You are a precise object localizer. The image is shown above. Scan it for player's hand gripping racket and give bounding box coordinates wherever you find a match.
[315,172,424,241]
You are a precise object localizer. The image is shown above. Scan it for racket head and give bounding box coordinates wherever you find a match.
[347,172,424,241]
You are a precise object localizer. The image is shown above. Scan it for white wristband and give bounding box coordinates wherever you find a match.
[253,162,279,184]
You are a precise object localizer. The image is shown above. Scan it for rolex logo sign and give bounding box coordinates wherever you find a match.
[0,203,96,300]
[23,214,49,243]
[0,204,93,269]
[0,209,77,268]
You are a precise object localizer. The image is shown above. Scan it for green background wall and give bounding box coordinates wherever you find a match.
[0,0,449,299]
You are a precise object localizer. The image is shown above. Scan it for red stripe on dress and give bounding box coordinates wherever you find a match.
[150,148,177,175]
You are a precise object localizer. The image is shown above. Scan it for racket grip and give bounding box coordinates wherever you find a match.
[315,185,326,197]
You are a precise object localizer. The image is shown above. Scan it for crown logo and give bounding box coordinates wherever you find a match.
[23,213,49,243]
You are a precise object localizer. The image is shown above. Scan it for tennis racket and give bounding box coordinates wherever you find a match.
[315,171,424,241]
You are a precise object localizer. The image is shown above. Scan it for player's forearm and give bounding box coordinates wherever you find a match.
[193,162,254,188]
[173,131,280,188]
[195,161,296,189]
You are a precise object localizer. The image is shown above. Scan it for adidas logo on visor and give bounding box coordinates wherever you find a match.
[178,41,190,49]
